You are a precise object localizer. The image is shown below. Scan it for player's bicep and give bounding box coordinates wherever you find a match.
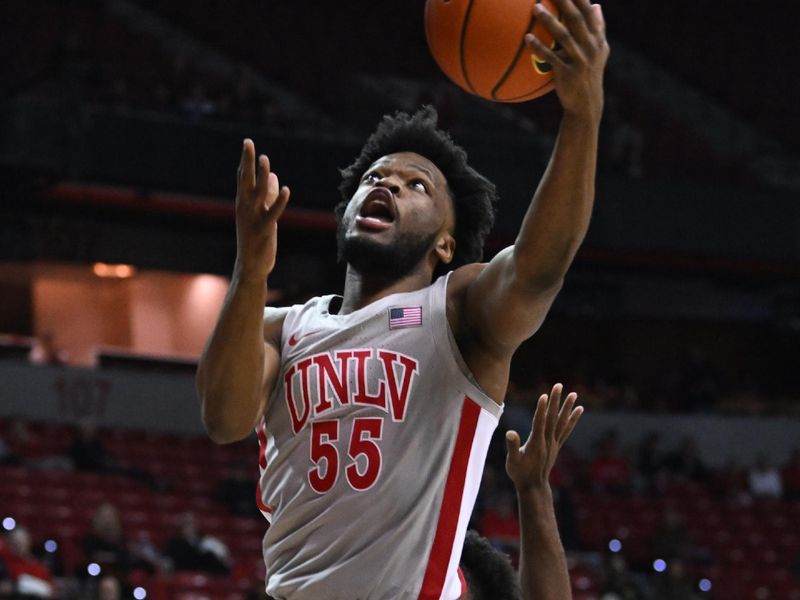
[462,246,562,352]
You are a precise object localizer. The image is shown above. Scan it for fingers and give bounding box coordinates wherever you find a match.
[505,430,522,462]
[550,0,602,41]
[555,392,578,442]
[238,139,256,191]
[254,153,271,197]
[559,405,584,446]
[544,383,562,441]
[592,4,606,36]
[573,0,600,34]
[531,393,548,445]
[239,140,290,219]
[549,0,593,45]
[525,33,562,69]
[527,0,606,66]
[265,171,279,207]
[269,186,292,221]
[533,2,587,64]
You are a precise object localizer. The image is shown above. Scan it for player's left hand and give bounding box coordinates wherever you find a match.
[505,383,583,494]
[525,0,609,122]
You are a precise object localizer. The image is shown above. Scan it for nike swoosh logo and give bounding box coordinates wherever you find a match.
[288,330,323,347]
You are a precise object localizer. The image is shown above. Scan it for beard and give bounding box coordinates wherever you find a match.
[337,222,438,282]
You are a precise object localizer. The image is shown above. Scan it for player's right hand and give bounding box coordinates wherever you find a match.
[505,383,582,495]
[234,138,291,282]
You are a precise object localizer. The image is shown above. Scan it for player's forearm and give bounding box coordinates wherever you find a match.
[513,113,600,290]
[196,270,268,443]
[516,485,571,600]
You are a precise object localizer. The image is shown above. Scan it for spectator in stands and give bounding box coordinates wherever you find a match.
[214,463,256,517]
[67,422,164,490]
[589,430,632,494]
[782,449,800,500]
[714,458,753,506]
[651,558,700,600]
[0,526,55,598]
[2,419,71,471]
[67,421,108,472]
[128,531,167,574]
[600,554,645,600]
[748,454,783,499]
[82,504,129,579]
[662,436,709,485]
[96,574,122,600]
[2,419,33,466]
[648,510,695,563]
[27,332,68,366]
[164,513,230,575]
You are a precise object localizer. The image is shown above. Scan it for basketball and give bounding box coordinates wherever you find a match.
[425,0,559,103]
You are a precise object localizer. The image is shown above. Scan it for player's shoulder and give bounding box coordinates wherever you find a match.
[445,262,489,335]
[446,262,489,303]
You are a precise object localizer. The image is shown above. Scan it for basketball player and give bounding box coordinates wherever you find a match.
[460,384,582,600]
[197,0,607,597]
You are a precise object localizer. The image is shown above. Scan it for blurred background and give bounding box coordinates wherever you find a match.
[1,0,799,598]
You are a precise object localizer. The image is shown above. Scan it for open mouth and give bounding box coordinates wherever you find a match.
[356,188,396,231]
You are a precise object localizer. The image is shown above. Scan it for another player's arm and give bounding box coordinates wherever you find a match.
[455,1,609,366]
[505,384,583,600]
[196,139,291,444]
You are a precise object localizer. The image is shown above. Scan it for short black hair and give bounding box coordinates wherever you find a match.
[337,106,497,274]
[460,530,520,600]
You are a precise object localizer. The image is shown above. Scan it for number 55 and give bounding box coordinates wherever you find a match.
[308,417,383,494]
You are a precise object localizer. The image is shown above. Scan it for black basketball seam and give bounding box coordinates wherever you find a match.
[499,79,554,102]
[490,10,540,100]
[459,0,478,95]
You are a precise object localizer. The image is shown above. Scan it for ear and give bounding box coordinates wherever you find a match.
[434,233,456,265]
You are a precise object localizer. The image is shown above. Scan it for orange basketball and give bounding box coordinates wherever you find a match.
[425,0,559,103]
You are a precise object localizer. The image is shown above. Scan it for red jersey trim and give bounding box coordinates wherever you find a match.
[417,397,481,600]
[256,421,272,514]
[457,567,467,596]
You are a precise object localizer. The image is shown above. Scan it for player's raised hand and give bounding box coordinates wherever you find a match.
[235,139,291,281]
[505,383,583,494]
[525,0,608,121]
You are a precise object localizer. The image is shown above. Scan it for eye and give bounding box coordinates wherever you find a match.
[362,171,381,183]
[410,179,428,193]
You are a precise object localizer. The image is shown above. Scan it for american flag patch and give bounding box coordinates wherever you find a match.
[389,306,422,329]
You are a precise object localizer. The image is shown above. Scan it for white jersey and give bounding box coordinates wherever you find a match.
[257,273,502,600]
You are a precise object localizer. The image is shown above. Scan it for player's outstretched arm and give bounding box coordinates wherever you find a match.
[505,384,583,600]
[196,139,291,444]
[457,0,609,355]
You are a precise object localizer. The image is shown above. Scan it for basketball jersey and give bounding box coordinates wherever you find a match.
[257,273,503,600]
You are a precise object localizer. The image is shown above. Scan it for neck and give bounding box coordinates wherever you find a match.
[338,264,432,314]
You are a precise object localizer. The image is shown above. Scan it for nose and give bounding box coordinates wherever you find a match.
[375,176,401,195]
